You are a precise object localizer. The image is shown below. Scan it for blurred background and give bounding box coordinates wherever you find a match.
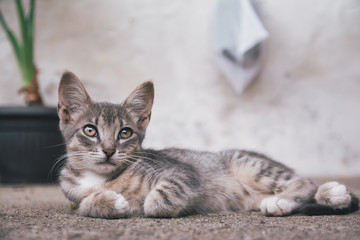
[0,0,359,177]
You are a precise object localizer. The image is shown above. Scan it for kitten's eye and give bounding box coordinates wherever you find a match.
[83,125,98,137]
[119,128,133,139]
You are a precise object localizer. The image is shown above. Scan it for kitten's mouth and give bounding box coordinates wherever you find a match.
[97,160,116,166]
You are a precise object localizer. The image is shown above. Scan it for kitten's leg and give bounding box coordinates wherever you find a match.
[302,181,359,215]
[260,176,317,216]
[78,190,130,218]
[60,166,131,218]
[143,179,196,217]
[315,181,352,208]
[261,181,359,216]
[230,150,318,216]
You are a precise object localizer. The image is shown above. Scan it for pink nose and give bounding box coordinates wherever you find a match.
[103,149,115,158]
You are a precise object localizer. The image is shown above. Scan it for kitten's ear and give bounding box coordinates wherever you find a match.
[58,71,92,123]
[124,81,154,129]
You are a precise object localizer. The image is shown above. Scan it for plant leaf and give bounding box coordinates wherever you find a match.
[0,10,21,65]
[15,0,32,84]
[26,0,36,83]
[15,0,27,42]
[28,0,35,68]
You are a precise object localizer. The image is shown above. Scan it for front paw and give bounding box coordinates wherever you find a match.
[78,190,129,218]
[260,197,295,216]
[143,188,181,217]
[114,193,129,212]
[103,190,129,214]
[315,182,351,208]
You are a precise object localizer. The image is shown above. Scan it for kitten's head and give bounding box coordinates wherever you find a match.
[57,71,154,175]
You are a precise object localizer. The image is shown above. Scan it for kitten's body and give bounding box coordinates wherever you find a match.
[58,72,359,218]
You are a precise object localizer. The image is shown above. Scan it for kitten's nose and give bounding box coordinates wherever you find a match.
[103,149,115,158]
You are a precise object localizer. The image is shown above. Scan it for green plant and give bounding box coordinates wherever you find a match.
[0,0,42,105]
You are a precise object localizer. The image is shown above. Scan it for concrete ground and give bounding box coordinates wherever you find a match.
[1,178,359,240]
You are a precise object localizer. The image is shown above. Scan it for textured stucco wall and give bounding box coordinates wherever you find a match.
[1,0,359,177]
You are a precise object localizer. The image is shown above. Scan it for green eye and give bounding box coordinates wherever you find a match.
[83,125,98,137]
[119,128,133,139]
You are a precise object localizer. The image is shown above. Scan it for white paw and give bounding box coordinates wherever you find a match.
[103,190,118,198]
[315,182,351,208]
[260,197,295,216]
[114,193,129,212]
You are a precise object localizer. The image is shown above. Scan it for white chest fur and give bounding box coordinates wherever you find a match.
[77,172,105,189]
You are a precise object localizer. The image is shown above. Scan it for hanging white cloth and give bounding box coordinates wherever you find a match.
[214,0,268,94]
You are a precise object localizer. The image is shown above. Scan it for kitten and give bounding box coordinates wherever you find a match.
[57,71,359,218]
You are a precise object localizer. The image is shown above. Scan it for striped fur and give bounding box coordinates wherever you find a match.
[57,71,359,218]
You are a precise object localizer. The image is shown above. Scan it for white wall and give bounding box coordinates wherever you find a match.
[1,0,359,177]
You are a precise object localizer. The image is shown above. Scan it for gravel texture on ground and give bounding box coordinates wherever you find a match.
[1,178,359,240]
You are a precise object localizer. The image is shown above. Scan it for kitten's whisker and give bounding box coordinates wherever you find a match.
[125,155,166,177]
[132,152,173,169]
[49,151,86,179]
[125,156,159,174]
[44,142,67,148]
[134,151,173,164]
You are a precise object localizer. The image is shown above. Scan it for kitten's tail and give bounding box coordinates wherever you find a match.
[301,181,359,215]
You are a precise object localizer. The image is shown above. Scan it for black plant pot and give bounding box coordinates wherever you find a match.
[0,106,65,184]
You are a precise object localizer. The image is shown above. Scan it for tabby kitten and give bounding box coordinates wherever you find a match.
[58,71,359,218]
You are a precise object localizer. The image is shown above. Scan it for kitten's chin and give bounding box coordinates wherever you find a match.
[97,161,116,167]
[93,161,118,174]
